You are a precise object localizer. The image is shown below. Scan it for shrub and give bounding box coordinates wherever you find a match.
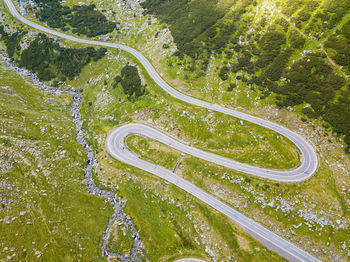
[141,0,251,58]
[0,26,24,58]
[289,29,306,49]
[255,29,286,69]
[227,83,236,91]
[115,64,146,100]
[218,66,229,81]
[264,48,293,81]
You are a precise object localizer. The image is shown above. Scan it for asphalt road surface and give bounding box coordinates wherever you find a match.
[106,124,321,262]
[3,0,321,261]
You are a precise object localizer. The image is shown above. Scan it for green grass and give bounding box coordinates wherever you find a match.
[123,132,350,261]
[96,154,286,261]
[0,58,113,261]
[126,135,181,170]
[0,0,307,172]
[74,49,291,260]
[115,50,300,169]
[107,221,134,256]
[66,46,301,172]
[326,177,349,215]
[3,1,350,260]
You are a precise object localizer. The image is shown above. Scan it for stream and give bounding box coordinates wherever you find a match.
[0,53,147,262]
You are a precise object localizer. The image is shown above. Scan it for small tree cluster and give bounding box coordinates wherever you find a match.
[114,64,147,100]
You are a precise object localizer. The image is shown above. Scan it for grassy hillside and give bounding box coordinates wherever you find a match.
[2,0,350,260]
[141,0,350,151]
[0,3,293,259]
[77,48,288,261]
[0,56,112,261]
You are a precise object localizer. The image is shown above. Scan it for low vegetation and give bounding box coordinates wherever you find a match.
[0,26,24,58]
[141,0,350,151]
[2,0,350,260]
[125,132,350,261]
[76,49,299,260]
[141,0,252,61]
[19,33,106,81]
[34,0,116,37]
[113,64,147,100]
[0,26,106,81]
[0,58,112,261]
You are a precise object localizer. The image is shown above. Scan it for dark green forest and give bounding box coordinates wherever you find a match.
[34,0,116,37]
[142,0,350,151]
[0,27,106,81]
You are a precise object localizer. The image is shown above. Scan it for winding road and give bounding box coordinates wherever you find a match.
[2,0,321,260]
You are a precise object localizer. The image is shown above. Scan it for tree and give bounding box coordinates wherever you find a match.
[116,64,146,100]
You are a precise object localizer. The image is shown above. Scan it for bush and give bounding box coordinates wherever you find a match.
[291,1,318,29]
[115,64,146,100]
[218,66,229,81]
[289,29,306,49]
[227,83,236,91]
[276,53,350,149]
[255,29,286,69]
[68,5,116,37]
[324,21,350,72]
[323,84,350,150]
[0,26,24,58]
[264,48,293,81]
[282,0,304,16]
[141,0,250,58]
[275,18,289,32]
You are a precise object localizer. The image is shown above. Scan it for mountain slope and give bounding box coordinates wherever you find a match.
[142,0,350,151]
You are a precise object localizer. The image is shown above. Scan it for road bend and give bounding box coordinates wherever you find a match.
[3,0,320,260]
